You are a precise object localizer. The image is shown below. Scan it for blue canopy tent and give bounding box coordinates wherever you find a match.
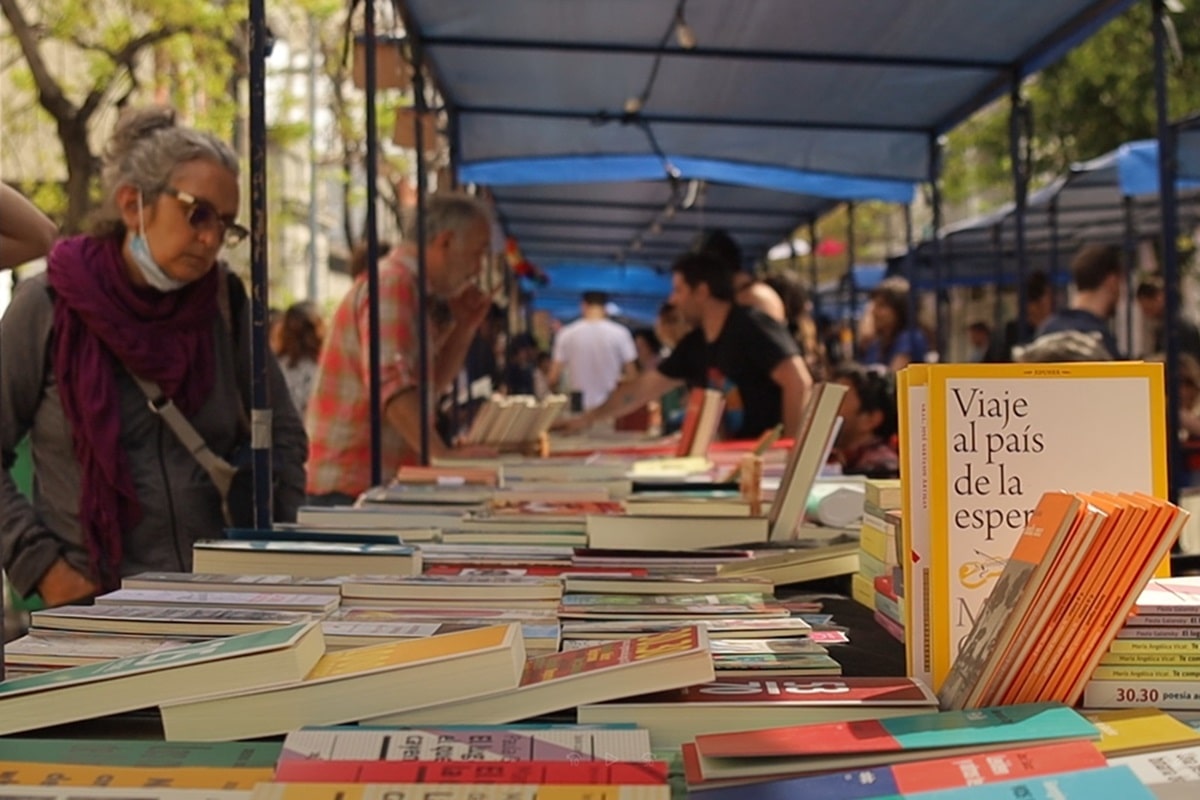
[911,140,1200,290]
[342,0,1148,474]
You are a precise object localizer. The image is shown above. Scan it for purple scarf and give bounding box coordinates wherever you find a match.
[47,235,219,587]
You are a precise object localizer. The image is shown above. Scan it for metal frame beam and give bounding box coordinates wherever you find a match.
[420,34,1009,71]
[457,103,929,135]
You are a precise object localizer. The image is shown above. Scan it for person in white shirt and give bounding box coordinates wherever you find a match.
[547,291,638,410]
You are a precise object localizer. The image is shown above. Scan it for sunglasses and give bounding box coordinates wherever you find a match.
[161,187,250,247]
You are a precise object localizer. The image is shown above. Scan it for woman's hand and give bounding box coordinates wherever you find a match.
[36,558,99,607]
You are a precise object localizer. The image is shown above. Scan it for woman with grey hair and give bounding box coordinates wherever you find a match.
[0,106,307,606]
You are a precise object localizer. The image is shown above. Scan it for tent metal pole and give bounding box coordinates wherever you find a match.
[1153,0,1184,505]
[904,203,919,339]
[1009,78,1031,344]
[808,217,820,319]
[929,135,946,360]
[364,0,384,486]
[991,223,1005,338]
[846,202,857,354]
[1122,194,1137,358]
[1048,196,1064,310]
[412,44,432,466]
[248,0,273,529]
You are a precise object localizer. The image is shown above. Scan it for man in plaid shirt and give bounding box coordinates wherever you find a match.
[306,193,496,503]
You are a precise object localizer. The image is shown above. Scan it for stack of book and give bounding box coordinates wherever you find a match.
[578,675,937,748]
[852,478,905,642]
[354,626,716,726]
[938,490,1188,710]
[556,574,841,678]
[460,393,568,449]
[679,702,1133,794]
[1083,577,1200,710]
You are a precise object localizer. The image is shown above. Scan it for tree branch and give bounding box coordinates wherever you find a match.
[78,26,184,121]
[0,0,74,121]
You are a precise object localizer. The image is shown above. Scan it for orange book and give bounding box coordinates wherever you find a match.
[936,491,1081,709]
[1038,492,1156,701]
[981,501,1108,706]
[395,465,500,487]
[1002,495,1130,704]
[1025,494,1151,702]
[1061,496,1188,705]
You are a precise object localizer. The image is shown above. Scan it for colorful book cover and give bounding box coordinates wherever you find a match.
[3,632,199,664]
[0,740,281,768]
[31,604,311,627]
[249,784,670,800]
[278,727,651,762]
[925,362,1166,690]
[584,676,937,708]
[273,759,667,784]
[193,540,418,556]
[893,765,1156,800]
[694,702,1097,758]
[690,740,1106,799]
[1083,708,1200,755]
[937,491,1081,709]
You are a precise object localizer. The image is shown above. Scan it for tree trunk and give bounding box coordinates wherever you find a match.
[59,115,96,235]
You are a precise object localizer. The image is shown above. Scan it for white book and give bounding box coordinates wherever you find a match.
[96,588,339,614]
[277,726,651,762]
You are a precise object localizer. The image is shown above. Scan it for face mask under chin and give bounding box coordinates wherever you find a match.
[130,191,190,292]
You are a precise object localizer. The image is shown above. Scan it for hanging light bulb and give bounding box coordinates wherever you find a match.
[674,4,697,49]
[624,96,643,114]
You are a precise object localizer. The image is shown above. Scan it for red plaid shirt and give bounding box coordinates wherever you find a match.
[306,250,429,496]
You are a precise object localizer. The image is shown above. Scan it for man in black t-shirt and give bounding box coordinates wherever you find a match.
[562,252,813,439]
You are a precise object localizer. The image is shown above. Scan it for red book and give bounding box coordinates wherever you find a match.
[274,759,668,785]
[874,574,898,602]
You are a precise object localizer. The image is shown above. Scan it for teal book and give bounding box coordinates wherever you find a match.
[0,622,323,736]
[695,702,1099,759]
[0,739,282,768]
[894,765,1155,799]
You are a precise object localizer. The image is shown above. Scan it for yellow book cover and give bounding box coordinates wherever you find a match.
[926,362,1167,690]
[0,763,272,789]
[1084,708,1200,756]
[897,365,932,687]
[304,624,515,679]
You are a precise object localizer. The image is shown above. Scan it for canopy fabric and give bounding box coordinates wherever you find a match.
[910,139,1200,286]
[402,0,1136,184]
[522,262,674,325]
[1176,122,1200,182]
[493,180,841,270]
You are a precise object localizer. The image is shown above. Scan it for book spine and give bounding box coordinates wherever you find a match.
[1127,614,1200,626]
[874,609,906,643]
[1083,678,1200,709]
[1090,665,1200,681]
[1116,626,1200,639]
[1099,651,1200,666]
